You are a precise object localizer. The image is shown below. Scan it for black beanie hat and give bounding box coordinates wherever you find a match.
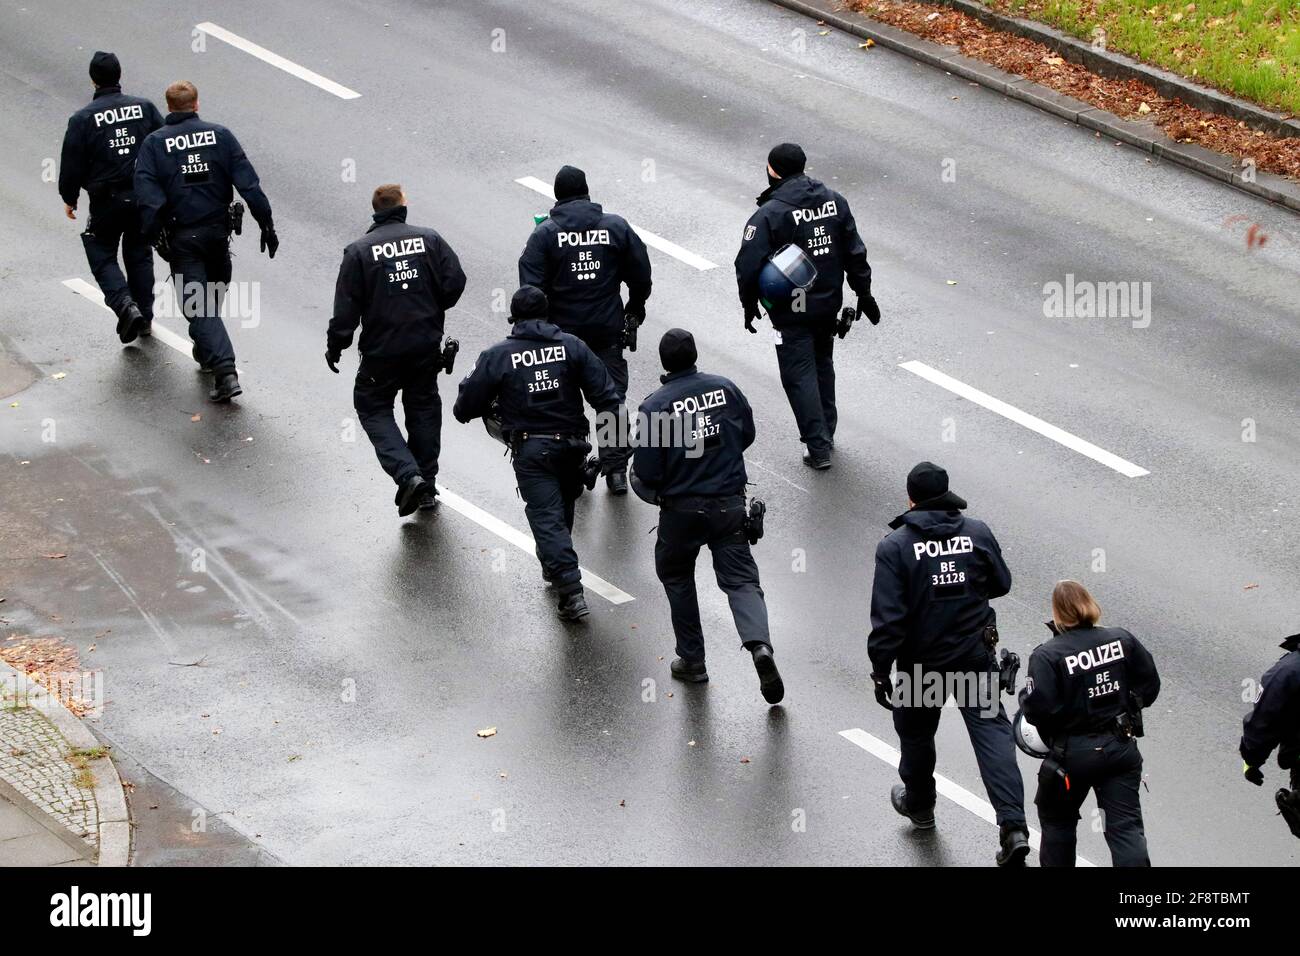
[89,51,121,87]
[906,461,967,510]
[767,142,806,178]
[658,328,697,374]
[510,285,549,322]
[553,165,588,202]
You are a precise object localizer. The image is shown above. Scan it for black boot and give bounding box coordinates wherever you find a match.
[670,657,709,683]
[209,372,242,403]
[395,475,428,517]
[801,450,831,471]
[557,590,589,622]
[605,470,628,495]
[750,644,785,704]
[416,485,440,512]
[996,824,1030,867]
[890,784,936,830]
[116,302,146,344]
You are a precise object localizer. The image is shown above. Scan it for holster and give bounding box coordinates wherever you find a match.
[744,497,766,546]
[1276,785,1300,840]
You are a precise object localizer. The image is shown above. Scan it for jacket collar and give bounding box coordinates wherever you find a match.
[887,500,967,530]
[1282,633,1300,652]
[756,173,812,207]
[509,319,562,340]
[92,85,122,100]
[367,205,409,232]
[660,366,698,384]
[164,110,198,125]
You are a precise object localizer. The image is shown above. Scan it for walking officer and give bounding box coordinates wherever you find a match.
[734,143,877,471]
[134,80,277,403]
[453,287,620,622]
[867,462,1029,866]
[58,52,163,344]
[518,165,652,495]
[630,329,783,704]
[328,185,467,517]
[1240,631,1300,839]
[1019,580,1161,866]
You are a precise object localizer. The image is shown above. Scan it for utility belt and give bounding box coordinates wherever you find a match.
[659,493,766,546]
[507,432,600,492]
[658,493,744,512]
[86,178,134,201]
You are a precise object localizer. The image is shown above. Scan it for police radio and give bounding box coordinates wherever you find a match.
[228,201,245,236]
[441,338,459,374]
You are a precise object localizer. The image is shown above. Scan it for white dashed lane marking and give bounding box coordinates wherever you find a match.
[899,360,1150,478]
[515,176,718,272]
[195,22,361,100]
[839,728,1095,867]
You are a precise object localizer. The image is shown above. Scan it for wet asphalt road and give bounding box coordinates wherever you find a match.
[0,0,1297,866]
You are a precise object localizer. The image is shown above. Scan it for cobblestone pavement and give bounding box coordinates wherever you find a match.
[0,703,98,852]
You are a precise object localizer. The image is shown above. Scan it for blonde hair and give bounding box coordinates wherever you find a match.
[1051,580,1101,631]
[165,80,198,112]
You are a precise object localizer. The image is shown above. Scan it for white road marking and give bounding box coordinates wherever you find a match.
[195,22,361,99]
[435,485,635,605]
[839,728,1095,867]
[899,360,1150,478]
[62,278,242,374]
[515,176,718,272]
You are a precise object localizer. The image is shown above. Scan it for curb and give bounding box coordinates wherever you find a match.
[0,660,131,866]
[768,0,1300,213]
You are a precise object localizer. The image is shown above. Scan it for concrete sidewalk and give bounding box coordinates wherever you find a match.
[0,662,129,866]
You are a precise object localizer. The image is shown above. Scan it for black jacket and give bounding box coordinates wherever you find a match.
[868,508,1012,674]
[632,368,754,499]
[518,197,652,348]
[59,86,163,208]
[133,111,272,240]
[1241,634,1300,770]
[1021,624,1161,740]
[329,207,467,361]
[734,174,872,328]
[453,319,620,435]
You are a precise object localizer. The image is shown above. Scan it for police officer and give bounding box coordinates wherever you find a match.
[1020,580,1161,867]
[59,52,163,344]
[1241,631,1300,838]
[134,80,276,403]
[453,287,620,622]
[734,143,877,471]
[328,185,466,517]
[630,329,783,704]
[518,165,652,495]
[868,461,1029,866]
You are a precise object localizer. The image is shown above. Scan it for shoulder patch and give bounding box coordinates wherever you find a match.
[744,224,756,241]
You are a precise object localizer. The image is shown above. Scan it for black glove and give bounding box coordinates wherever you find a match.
[260,224,279,259]
[743,304,760,334]
[1244,763,1265,786]
[325,350,340,374]
[151,228,172,263]
[862,294,881,325]
[871,673,895,711]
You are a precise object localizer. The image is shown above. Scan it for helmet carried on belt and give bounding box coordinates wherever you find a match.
[758,244,817,310]
[1013,710,1051,759]
[628,464,659,506]
[483,401,509,446]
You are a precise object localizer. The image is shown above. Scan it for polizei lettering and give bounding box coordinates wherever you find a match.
[1065,639,1125,675]
[912,536,974,561]
[93,104,144,127]
[790,200,838,225]
[511,345,567,369]
[671,389,727,417]
[164,129,218,152]
[557,229,610,247]
[371,236,427,261]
